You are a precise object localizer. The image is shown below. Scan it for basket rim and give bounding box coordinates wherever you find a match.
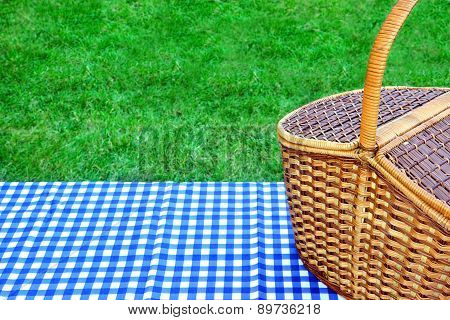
[277,86,450,146]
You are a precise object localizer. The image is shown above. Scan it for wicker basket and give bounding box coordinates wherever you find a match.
[277,0,449,300]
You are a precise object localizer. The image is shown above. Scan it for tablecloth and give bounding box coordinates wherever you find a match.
[0,182,339,300]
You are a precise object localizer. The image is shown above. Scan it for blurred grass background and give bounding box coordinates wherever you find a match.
[0,0,448,181]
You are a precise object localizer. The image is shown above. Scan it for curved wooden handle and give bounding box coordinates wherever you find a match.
[359,0,419,152]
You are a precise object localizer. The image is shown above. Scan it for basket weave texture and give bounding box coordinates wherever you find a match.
[386,116,450,206]
[278,0,449,300]
[281,88,446,142]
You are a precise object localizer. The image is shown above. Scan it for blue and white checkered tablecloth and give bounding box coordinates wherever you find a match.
[0,182,339,300]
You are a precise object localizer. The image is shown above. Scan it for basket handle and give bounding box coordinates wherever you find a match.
[359,0,419,152]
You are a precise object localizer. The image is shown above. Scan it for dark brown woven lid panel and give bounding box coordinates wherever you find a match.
[281,88,448,142]
[386,116,450,206]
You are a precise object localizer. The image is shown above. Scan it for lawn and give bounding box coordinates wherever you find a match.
[1,0,448,181]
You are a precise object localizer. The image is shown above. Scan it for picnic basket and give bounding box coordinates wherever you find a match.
[277,0,449,299]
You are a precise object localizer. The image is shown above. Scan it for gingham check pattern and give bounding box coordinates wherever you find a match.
[0,182,339,300]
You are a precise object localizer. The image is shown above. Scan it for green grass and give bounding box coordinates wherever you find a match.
[0,0,448,181]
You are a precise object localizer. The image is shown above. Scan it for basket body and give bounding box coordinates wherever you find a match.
[278,87,450,299]
[281,146,449,299]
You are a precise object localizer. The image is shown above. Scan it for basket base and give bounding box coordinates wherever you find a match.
[296,247,354,300]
